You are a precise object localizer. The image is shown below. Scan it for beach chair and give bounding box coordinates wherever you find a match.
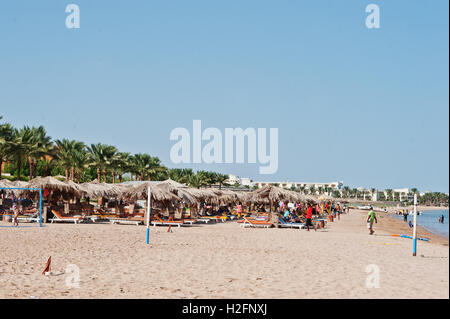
[240,217,273,228]
[16,212,41,223]
[50,210,84,224]
[277,217,306,229]
[196,218,212,224]
[183,219,198,225]
[205,216,227,223]
[110,216,143,226]
[151,217,184,228]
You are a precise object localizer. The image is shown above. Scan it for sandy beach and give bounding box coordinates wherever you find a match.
[0,209,448,299]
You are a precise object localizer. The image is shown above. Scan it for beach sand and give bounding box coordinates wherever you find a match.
[0,209,448,299]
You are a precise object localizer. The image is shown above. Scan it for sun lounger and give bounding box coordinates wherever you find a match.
[278,217,306,229]
[183,219,198,225]
[50,210,84,224]
[17,214,40,223]
[196,218,212,224]
[241,217,273,228]
[204,216,227,222]
[151,220,184,227]
[110,217,143,226]
[151,217,184,227]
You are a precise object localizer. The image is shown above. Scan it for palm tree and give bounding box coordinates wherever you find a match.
[309,185,316,195]
[0,117,13,178]
[215,173,229,190]
[168,168,194,184]
[5,127,39,180]
[111,152,131,183]
[71,147,90,182]
[55,139,86,181]
[130,153,151,181]
[187,174,203,189]
[146,156,167,181]
[27,126,54,179]
[197,171,216,187]
[88,143,117,182]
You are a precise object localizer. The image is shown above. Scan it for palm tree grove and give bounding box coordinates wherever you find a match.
[0,116,229,189]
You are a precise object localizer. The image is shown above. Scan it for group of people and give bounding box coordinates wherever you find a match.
[279,202,318,231]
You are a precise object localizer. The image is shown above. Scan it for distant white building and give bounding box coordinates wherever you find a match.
[369,188,414,202]
[225,174,343,193]
[253,181,343,192]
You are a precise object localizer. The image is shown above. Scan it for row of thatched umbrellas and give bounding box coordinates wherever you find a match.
[1,176,341,207]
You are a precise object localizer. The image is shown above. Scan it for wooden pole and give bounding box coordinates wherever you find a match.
[146,186,151,244]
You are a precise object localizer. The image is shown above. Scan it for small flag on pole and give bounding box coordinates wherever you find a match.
[42,256,51,275]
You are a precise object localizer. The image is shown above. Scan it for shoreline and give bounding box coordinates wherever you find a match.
[367,210,449,246]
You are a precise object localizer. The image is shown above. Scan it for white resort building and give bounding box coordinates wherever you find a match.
[226,174,343,193]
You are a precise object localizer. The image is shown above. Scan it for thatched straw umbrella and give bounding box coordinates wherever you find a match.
[79,180,124,198]
[119,182,181,202]
[15,177,83,219]
[245,185,307,225]
[118,181,183,223]
[0,179,13,188]
[247,185,301,205]
[19,176,82,201]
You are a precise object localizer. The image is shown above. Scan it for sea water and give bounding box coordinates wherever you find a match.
[393,209,449,238]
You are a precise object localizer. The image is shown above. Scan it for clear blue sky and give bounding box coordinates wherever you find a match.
[0,1,448,192]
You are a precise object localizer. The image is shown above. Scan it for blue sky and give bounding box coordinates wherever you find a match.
[0,1,448,192]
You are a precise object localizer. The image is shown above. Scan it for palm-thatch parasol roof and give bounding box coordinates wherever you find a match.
[155,181,197,204]
[18,176,82,200]
[79,180,125,198]
[118,181,181,202]
[0,179,14,188]
[245,185,305,204]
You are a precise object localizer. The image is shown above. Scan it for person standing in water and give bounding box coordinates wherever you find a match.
[367,207,377,235]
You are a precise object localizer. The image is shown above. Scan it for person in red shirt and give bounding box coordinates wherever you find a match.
[305,203,316,232]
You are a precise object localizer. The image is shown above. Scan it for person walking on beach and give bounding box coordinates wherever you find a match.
[440,214,445,224]
[12,204,19,227]
[367,207,377,235]
[305,203,317,232]
[403,211,408,222]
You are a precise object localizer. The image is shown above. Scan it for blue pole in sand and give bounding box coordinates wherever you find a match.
[39,188,43,227]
